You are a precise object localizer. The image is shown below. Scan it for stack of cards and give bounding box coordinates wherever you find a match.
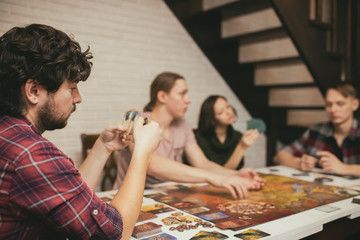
[190,230,228,239]
[132,222,162,239]
[247,118,266,133]
[122,109,139,134]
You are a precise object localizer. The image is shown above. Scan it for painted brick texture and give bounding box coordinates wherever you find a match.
[0,0,266,190]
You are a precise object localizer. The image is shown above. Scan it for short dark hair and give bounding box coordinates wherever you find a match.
[0,24,93,116]
[198,95,228,135]
[327,82,357,99]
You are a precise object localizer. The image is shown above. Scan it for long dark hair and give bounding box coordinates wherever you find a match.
[198,95,227,135]
[143,71,184,112]
[0,24,93,116]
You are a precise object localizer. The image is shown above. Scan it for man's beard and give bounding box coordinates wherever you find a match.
[37,97,76,131]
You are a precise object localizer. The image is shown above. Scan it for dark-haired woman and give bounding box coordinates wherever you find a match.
[195,95,259,170]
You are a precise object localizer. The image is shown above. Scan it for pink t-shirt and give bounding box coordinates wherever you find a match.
[113,112,196,188]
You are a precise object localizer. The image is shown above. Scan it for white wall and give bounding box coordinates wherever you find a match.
[0,0,266,186]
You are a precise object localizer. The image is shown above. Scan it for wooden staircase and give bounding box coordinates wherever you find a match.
[164,0,360,165]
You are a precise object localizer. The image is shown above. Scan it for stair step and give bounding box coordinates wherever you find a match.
[239,32,298,63]
[222,8,282,38]
[287,109,329,127]
[255,59,314,86]
[269,87,325,107]
[202,0,239,11]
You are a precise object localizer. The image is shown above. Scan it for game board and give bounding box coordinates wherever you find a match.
[145,174,358,231]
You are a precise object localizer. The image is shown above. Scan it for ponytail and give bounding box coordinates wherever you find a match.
[143,101,154,112]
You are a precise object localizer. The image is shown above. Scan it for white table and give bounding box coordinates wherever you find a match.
[96,166,360,240]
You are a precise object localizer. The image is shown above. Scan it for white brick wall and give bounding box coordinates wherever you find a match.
[0,0,266,190]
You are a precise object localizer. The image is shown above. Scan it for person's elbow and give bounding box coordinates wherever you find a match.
[147,158,157,175]
[273,151,284,165]
[146,154,166,177]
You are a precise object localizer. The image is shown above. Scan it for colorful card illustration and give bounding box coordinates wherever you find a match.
[190,230,228,240]
[234,229,270,239]
[148,194,181,204]
[137,210,157,222]
[156,195,180,203]
[216,219,251,230]
[140,232,177,240]
[144,193,167,199]
[184,206,210,215]
[162,216,181,226]
[211,231,229,239]
[169,201,197,209]
[132,222,162,239]
[199,212,229,221]
[141,203,175,214]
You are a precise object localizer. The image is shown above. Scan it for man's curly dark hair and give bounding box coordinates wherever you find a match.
[0,23,93,116]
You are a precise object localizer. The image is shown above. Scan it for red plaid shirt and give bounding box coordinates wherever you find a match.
[283,119,360,164]
[0,115,123,239]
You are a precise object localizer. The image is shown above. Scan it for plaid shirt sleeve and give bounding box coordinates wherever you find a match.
[282,129,311,157]
[10,139,123,239]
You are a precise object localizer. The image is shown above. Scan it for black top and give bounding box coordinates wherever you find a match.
[195,126,244,170]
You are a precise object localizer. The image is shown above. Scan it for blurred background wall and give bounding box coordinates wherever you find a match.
[0,0,266,190]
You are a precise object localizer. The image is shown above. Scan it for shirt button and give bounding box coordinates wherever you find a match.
[93,209,98,215]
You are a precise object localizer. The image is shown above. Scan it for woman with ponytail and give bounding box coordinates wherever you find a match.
[113,72,265,199]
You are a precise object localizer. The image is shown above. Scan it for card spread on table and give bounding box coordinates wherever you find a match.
[334,189,359,195]
[234,229,270,240]
[168,201,198,209]
[292,172,309,176]
[132,222,162,239]
[215,219,251,230]
[140,174,358,233]
[315,205,340,213]
[352,197,360,204]
[141,203,175,214]
[269,168,279,172]
[314,177,333,183]
[137,210,157,222]
[199,212,229,221]
[184,206,210,215]
[144,192,167,199]
[234,229,271,239]
[141,232,177,240]
[190,230,228,240]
